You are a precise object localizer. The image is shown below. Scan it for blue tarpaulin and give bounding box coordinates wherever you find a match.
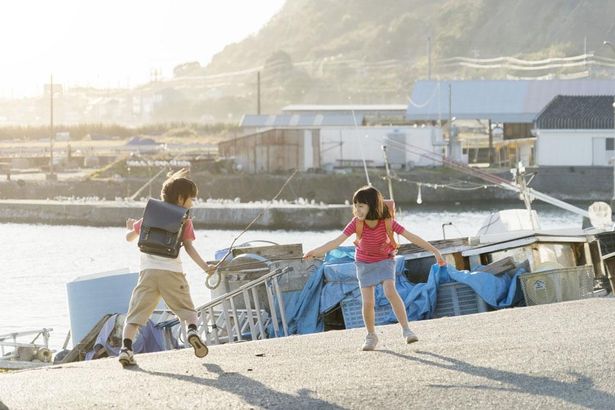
[272,248,525,336]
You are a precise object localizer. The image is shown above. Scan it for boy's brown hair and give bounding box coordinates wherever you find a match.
[352,185,392,220]
[160,169,197,204]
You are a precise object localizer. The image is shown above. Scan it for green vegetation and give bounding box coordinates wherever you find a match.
[193,0,615,111]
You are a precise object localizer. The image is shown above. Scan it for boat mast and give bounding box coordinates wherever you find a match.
[512,162,539,230]
[382,144,395,200]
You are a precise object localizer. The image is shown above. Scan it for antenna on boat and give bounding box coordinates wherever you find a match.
[381,144,395,200]
[351,108,372,186]
[511,161,539,231]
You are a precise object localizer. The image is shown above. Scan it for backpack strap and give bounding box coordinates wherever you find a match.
[384,219,399,250]
[353,219,364,247]
[354,219,398,250]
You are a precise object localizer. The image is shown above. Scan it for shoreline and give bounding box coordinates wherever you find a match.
[1,166,613,205]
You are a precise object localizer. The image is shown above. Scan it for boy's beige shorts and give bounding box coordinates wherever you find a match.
[126,269,197,326]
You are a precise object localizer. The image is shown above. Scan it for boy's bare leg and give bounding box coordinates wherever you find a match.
[119,323,139,367]
[122,323,139,342]
[183,312,208,358]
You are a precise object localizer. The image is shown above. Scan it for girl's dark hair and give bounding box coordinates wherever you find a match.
[352,185,391,220]
[161,176,197,204]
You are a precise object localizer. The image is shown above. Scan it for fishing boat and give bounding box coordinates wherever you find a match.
[187,159,615,346]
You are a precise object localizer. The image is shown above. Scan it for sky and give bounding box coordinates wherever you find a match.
[0,0,286,98]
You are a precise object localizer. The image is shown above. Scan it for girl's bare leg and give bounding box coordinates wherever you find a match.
[360,286,376,334]
[382,279,409,329]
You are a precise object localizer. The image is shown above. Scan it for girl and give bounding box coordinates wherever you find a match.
[304,185,445,350]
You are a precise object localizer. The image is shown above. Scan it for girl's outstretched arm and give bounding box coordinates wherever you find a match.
[400,229,446,266]
[304,234,348,259]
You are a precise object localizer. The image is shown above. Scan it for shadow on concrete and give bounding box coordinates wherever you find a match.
[127,362,343,409]
[0,399,8,410]
[378,350,614,409]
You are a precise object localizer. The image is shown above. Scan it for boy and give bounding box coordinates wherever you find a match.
[119,170,214,367]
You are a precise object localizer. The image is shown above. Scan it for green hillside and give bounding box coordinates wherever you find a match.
[199,0,615,103]
[173,0,615,118]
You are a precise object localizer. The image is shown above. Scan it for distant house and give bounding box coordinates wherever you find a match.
[220,125,444,173]
[239,104,408,133]
[234,105,443,172]
[218,128,320,173]
[318,126,444,169]
[406,79,615,166]
[534,95,615,167]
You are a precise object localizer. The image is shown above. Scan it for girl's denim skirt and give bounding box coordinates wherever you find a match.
[355,258,395,288]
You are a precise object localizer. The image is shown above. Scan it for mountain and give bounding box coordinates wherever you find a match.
[8,0,615,126]
[183,0,615,114]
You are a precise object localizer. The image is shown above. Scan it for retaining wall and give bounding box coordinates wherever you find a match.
[0,200,351,230]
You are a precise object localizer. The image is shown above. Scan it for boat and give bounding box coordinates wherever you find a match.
[0,328,54,370]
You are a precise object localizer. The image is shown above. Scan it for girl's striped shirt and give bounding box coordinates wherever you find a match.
[343,217,405,263]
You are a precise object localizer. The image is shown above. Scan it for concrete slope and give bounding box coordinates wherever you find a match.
[1,298,614,409]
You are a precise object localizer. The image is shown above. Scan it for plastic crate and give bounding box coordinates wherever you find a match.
[519,265,595,306]
[340,296,392,329]
[434,282,488,318]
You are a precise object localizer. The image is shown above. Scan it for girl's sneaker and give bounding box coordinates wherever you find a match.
[403,328,419,344]
[187,328,208,358]
[118,348,136,367]
[361,333,378,351]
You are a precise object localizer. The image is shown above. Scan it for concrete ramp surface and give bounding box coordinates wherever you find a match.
[1,298,614,409]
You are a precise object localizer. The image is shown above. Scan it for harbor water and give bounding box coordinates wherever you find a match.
[1,202,583,350]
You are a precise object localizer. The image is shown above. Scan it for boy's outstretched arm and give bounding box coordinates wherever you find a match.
[184,239,216,274]
[125,218,138,242]
[304,233,348,259]
[400,229,446,266]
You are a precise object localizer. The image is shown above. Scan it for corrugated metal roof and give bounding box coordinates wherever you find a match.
[535,95,614,129]
[239,113,363,128]
[406,79,615,123]
[282,104,407,113]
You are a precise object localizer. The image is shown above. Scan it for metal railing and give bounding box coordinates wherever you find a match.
[194,262,292,346]
[0,328,53,364]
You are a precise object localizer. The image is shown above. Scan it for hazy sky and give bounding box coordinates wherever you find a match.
[0,0,285,98]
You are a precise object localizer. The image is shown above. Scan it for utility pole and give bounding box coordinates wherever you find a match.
[48,74,56,181]
[448,83,453,159]
[427,35,432,80]
[612,101,615,210]
[257,71,261,115]
[488,118,493,166]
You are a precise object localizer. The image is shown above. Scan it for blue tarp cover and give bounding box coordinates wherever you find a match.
[85,313,169,360]
[277,247,525,336]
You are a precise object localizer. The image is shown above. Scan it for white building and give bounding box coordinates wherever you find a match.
[319,126,444,169]
[534,95,615,167]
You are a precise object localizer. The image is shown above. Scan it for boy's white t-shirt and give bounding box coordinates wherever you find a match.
[133,218,196,273]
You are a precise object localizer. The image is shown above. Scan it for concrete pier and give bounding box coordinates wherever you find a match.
[1,298,614,409]
[0,199,351,230]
